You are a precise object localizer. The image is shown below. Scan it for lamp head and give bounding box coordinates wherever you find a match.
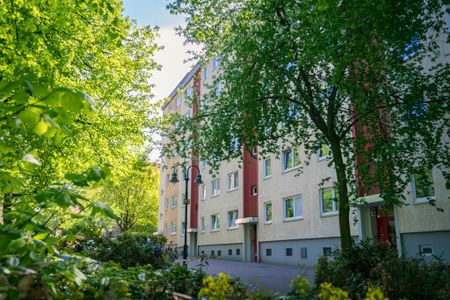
[169,169,179,183]
[194,173,203,185]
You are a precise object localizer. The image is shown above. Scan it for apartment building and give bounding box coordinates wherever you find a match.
[159,9,450,264]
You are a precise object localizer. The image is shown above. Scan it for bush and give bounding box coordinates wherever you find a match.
[314,240,450,299]
[78,233,168,269]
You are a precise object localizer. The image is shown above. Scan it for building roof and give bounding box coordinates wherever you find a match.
[161,63,201,110]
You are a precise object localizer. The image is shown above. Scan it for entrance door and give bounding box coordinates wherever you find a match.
[376,207,397,249]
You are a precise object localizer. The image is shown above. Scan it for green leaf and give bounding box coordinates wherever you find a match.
[58,88,84,113]
[33,232,49,240]
[33,120,49,135]
[91,202,118,219]
[18,109,41,126]
[22,153,41,170]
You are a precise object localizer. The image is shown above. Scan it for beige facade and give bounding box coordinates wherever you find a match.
[159,10,450,263]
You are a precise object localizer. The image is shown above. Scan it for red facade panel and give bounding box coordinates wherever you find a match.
[243,150,259,217]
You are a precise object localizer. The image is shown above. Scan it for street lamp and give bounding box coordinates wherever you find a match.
[169,165,203,263]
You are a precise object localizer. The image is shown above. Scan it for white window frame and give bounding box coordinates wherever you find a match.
[263,158,272,178]
[181,222,185,236]
[200,217,206,232]
[200,159,207,169]
[211,178,220,197]
[419,244,433,256]
[203,67,208,80]
[251,185,258,196]
[175,96,181,108]
[201,184,207,201]
[213,56,221,69]
[170,222,177,235]
[171,195,177,208]
[320,187,339,216]
[181,193,185,208]
[282,147,301,172]
[211,214,220,231]
[227,210,238,229]
[264,201,272,224]
[317,144,332,161]
[412,170,435,204]
[227,171,239,191]
[283,194,303,221]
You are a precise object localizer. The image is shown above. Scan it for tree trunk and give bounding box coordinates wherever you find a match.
[329,134,353,251]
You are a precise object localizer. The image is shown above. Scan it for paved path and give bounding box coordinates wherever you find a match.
[187,259,315,295]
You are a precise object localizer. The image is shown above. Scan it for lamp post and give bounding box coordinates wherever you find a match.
[169,165,203,263]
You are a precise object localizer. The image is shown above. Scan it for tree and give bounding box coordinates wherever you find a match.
[101,158,160,233]
[166,0,450,250]
[0,1,159,295]
[1,0,159,221]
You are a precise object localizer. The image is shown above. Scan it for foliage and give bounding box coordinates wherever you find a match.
[74,233,168,269]
[287,275,314,299]
[100,158,160,232]
[166,0,450,251]
[1,255,207,300]
[0,0,160,298]
[198,273,264,300]
[314,240,450,299]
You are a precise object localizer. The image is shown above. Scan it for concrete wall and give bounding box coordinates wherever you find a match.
[401,231,450,262]
[198,243,243,261]
[259,237,342,266]
[257,147,359,243]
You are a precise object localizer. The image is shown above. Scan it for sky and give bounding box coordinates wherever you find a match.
[122,0,199,161]
[122,0,198,103]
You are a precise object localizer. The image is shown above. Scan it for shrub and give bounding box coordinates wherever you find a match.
[314,240,450,299]
[72,232,168,269]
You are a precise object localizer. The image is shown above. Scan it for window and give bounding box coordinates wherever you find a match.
[181,222,186,236]
[181,193,185,208]
[263,158,272,178]
[266,249,272,256]
[284,195,303,220]
[419,245,433,256]
[215,83,222,96]
[286,248,293,256]
[165,198,169,209]
[175,96,180,108]
[218,250,221,256]
[412,170,435,203]
[227,210,238,229]
[211,214,220,231]
[317,144,332,160]
[211,250,215,256]
[323,247,332,257]
[200,159,207,169]
[251,185,257,196]
[264,202,273,224]
[201,184,207,201]
[166,174,170,186]
[186,86,193,97]
[200,217,205,232]
[203,67,208,80]
[228,249,232,255]
[282,147,301,171]
[160,189,164,197]
[300,247,307,258]
[230,137,240,152]
[171,195,177,208]
[228,171,239,191]
[211,178,220,196]
[170,222,177,235]
[236,248,240,255]
[320,187,339,215]
[213,56,221,69]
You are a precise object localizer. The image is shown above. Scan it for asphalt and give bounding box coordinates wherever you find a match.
[187,258,315,295]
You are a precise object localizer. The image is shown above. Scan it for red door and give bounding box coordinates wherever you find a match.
[376,208,397,249]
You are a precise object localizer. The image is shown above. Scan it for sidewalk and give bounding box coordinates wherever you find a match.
[187,258,315,295]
